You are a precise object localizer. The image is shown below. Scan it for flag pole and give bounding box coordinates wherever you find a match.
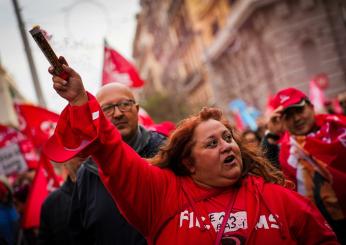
[11,0,46,107]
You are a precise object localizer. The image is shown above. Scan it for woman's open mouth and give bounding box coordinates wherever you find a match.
[224,155,235,166]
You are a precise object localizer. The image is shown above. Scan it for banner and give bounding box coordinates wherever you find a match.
[102,40,144,87]
[0,125,38,170]
[0,144,27,176]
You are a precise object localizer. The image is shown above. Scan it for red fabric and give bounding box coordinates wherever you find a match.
[102,44,144,88]
[138,108,175,136]
[0,124,39,169]
[232,111,245,131]
[138,108,155,127]
[21,154,61,228]
[15,104,59,149]
[0,181,9,200]
[48,96,338,244]
[43,92,100,163]
[148,121,176,137]
[271,88,307,111]
[279,114,346,216]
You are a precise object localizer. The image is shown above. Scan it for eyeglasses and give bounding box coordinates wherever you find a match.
[101,99,136,116]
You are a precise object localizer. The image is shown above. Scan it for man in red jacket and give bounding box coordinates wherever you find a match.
[264,87,346,243]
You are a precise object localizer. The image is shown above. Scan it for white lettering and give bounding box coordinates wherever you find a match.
[268,214,279,229]
[189,212,194,228]
[256,215,269,229]
[179,210,189,227]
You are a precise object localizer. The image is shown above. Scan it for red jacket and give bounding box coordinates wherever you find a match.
[54,95,338,244]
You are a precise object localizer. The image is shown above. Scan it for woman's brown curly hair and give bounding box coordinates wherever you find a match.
[151,107,291,187]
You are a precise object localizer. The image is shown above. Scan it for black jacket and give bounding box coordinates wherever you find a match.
[69,130,166,245]
[38,178,75,245]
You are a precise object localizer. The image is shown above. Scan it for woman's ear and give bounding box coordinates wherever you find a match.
[182,158,195,174]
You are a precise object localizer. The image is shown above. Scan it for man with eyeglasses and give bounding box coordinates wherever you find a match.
[69,83,166,245]
[262,87,346,244]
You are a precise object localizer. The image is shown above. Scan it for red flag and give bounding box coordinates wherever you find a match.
[138,108,154,127]
[102,41,144,87]
[21,154,62,228]
[309,79,326,113]
[0,125,39,170]
[15,104,59,148]
[148,121,176,137]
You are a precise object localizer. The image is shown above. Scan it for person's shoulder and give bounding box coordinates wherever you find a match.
[148,130,167,147]
[42,187,63,209]
[316,113,346,125]
[140,130,166,158]
[148,130,167,143]
[261,180,312,208]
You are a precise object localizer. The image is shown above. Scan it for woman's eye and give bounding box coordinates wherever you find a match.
[206,139,217,148]
[224,134,233,143]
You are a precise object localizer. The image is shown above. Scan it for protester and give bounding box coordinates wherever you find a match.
[12,171,37,245]
[66,73,166,244]
[338,91,346,115]
[0,176,19,245]
[37,157,82,245]
[43,63,338,244]
[240,129,261,146]
[263,87,346,244]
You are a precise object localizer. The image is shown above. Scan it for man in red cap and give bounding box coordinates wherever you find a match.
[263,87,346,243]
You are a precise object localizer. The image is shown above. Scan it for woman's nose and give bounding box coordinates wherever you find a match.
[220,139,232,152]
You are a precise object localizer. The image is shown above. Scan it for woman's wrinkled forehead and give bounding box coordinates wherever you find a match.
[193,119,231,141]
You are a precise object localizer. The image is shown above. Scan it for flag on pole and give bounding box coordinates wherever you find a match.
[14,104,61,228]
[309,79,326,113]
[15,104,59,148]
[102,40,144,88]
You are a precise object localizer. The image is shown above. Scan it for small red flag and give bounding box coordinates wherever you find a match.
[102,41,144,88]
[15,104,59,148]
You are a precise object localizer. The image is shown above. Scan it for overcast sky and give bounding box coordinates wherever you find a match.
[0,0,140,113]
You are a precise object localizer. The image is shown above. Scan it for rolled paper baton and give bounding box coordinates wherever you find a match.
[29,26,69,80]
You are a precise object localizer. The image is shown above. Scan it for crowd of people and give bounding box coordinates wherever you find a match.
[1,57,346,245]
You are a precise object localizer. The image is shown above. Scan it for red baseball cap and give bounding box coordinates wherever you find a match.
[272,87,308,111]
[43,134,95,163]
[43,95,100,163]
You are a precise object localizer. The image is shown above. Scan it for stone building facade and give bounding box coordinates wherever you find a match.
[133,0,346,113]
[0,64,26,127]
[133,0,231,110]
[207,0,346,110]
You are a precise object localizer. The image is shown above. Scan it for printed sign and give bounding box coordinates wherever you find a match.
[0,143,27,175]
